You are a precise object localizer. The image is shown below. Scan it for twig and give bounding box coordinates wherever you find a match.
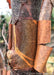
[2,23,8,46]
[0,48,5,66]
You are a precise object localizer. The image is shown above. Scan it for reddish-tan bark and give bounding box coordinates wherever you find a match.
[34,45,52,73]
[8,23,12,50]
[7,20,37,70]
[7,0,52,74]
[37,20,51,44]
[7,0,11,9]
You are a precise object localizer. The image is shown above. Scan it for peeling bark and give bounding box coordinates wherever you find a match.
[34,45,52,73]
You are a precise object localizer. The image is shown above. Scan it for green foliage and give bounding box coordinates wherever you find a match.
[0,15,8,40]
[0,15,6,28]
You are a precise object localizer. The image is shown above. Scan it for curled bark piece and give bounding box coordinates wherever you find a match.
[8,20,37,70]
[34,45,52,73]
[37,20,51,44]
[8,23,12,50]
[7,0,11,9]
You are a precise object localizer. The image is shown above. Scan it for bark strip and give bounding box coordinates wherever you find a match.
[37,20,51,44]
[8,23,12,50]
[34,45,52,73]
[7,0,11,9]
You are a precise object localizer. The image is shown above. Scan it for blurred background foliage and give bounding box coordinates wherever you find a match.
[0,14,11,42]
